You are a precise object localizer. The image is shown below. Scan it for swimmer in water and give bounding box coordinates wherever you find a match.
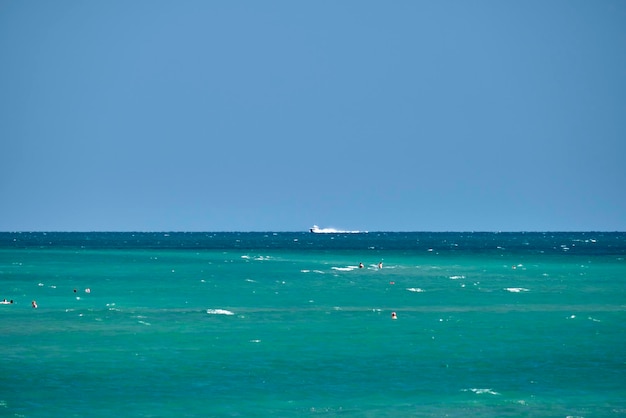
[378,261,383,269]
[359,262,364,269]
[391,312,397,320]
[32,300,38,309]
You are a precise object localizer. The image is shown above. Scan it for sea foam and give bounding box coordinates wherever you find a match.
[463,388,500,395]
[505,287,529,292]
[207,309,235,315]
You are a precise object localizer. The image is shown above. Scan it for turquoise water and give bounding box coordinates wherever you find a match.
[1,232,625,417]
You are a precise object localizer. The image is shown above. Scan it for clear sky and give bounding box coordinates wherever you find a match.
[1,1,625,232]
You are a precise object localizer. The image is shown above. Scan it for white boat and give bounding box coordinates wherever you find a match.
[309,225,364,234]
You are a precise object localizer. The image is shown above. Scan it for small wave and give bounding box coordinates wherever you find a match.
[449,275,465,280]
[406,288,425,293]
[505,287,529,292]
[463,388,499,395]
[332,266,357,272]
[207,309,235,315]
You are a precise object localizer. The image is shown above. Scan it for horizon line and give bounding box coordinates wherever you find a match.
[1,230,624,234]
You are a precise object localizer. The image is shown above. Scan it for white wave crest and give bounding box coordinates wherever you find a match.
[406,288,425,293]
[463,388,500,395]
[505,287,529,292]
[449,275,466,280]
[242,255,271,261]
[332,266,358,272]
[207,309,235,315]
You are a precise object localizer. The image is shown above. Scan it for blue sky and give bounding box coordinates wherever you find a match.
[1,1,625,232]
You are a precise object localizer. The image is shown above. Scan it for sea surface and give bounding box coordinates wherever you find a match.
[1,232,625,417]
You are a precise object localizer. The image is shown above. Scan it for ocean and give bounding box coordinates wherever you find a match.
[1,232,624,417]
